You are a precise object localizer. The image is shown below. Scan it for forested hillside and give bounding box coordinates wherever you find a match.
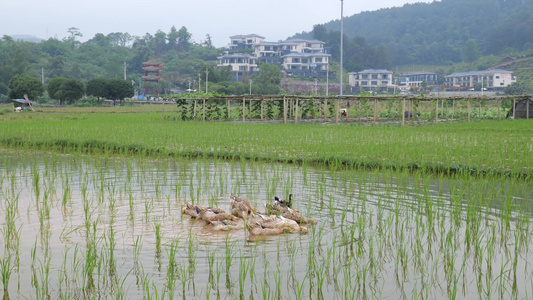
[0,27,230,98]
[296,0,533,66]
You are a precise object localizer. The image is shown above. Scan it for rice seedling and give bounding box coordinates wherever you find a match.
[0,116,532,299]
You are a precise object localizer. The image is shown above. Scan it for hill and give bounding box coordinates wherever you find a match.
[294,0,533,67]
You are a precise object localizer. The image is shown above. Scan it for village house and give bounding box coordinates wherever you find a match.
[219,35,332,81]
[444,69,516,90]
[228,34,265,51]
[349,69,394,91]
[216,53,259,82]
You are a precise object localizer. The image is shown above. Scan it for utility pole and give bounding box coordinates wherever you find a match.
[41,68,44,84]
[340,0,344,97]
[124,62,127,80]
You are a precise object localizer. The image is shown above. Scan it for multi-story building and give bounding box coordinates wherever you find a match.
[399,72,440,87]
[228,34,265,51]
[444,69,516,89]
[349,69,394,90]
[221,35,332,81]
[281,53,330,78]
[217,53,258,81]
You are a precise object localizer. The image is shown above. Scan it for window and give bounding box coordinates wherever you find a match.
[382,74,388,79]
[247,39,252,44]
[371,81,378,86]
[292,58,300,63]
[361,81,368,85]
[382,81,388,85]
[239,66,247,71]
[496,76,500,79]
[302,58,308,63]
[372,75,378,79]
[362,75,368,79]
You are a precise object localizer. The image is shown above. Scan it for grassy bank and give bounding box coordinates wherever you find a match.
[1,110,532,178]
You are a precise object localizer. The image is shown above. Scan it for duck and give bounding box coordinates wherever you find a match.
[247,215,307,235]
[267,196,316,225]
[230,194,255,218]
[274,194,293,208]
[182,203,202,218]
[198,206,239,222]
[209,218,245,231]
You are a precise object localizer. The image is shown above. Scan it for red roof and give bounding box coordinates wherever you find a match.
[142,58,163,67]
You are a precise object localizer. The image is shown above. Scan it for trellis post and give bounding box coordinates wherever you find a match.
[242,96,245,123]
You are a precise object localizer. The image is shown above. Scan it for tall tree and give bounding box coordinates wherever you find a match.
[462,39,481,63]
[167,26,179,51]
[255,63,282,95]
[86,78,109,101]
[107,79,134,105]
[8,74,44,100]
[177,26,192,52]
[47,77,84,104]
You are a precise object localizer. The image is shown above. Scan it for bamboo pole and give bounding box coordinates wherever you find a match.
[402,99,405,127]
[227,99,230,120]
[435,99,438,125]
[513,98,516,120]
[193,100,197,120]
[498,100,502,121]
[260,99,264,121]
[242,97,245,123]
[295,98,299,124]
[323,98,327,122]
[373,99,377,124]
[467,100,471,123]
[283,96,287,124]
[202,98,206,122]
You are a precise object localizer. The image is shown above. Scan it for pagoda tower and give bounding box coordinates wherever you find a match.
[142,58,163,84]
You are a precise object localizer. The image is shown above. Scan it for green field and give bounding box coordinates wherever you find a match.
[1,106,531,179]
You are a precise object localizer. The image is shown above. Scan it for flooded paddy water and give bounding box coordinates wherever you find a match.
[1,149,532,299]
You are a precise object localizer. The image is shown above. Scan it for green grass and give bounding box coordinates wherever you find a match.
[0,110,532,178]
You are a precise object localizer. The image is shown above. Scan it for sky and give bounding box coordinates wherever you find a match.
[1,0,433,47]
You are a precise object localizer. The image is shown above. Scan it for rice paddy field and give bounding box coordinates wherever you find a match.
[1,108,533,299]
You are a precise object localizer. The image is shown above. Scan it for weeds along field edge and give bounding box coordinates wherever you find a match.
[0,112,532,179]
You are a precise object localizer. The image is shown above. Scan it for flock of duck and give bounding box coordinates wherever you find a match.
[182,194,316,236]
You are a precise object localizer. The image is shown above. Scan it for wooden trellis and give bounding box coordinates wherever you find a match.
[179,95,531,125]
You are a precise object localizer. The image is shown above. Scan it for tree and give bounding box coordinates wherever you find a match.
[462,39,481,63]
[86,78,109,101]
[255,63,282,95]
[312,25,328,42]
[8,74,44,99]
[107,79,134,105]
[505,81,528,95]
[167,26,179,51]
[177,26,192,52]
[47,77,84,104]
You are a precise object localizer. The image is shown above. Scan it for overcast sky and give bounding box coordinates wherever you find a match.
[2,0,432,47]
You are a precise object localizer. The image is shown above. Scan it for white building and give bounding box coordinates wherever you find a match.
[281,53,329,77]
[222,35,331,81]
[349,69,394,89]
[217,53,258,81]
[228,34,265,51]
[444,69,516,89]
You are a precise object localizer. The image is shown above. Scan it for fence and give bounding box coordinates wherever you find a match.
[171,95,531,125]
